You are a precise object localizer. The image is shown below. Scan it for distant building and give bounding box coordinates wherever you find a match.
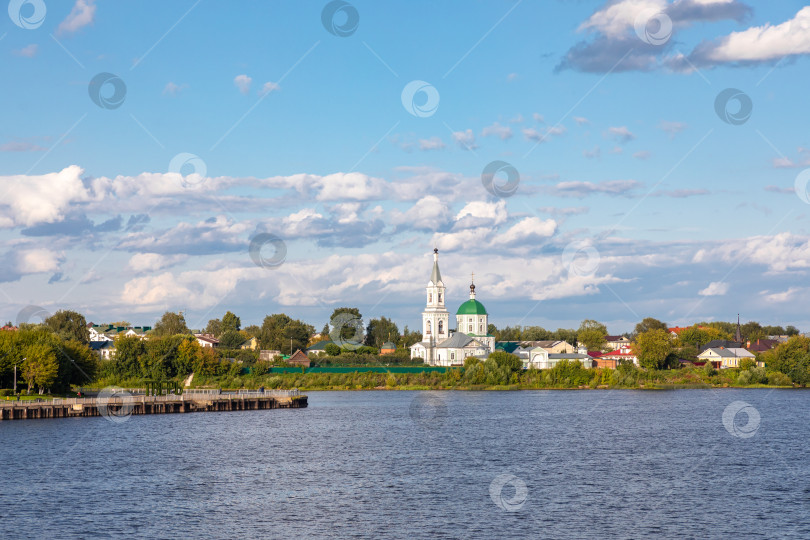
[599,346,638,366]
[380,342,396,355]
[604,335,631,350]
[259,350,282,361]
[746,339,779,353]
[239,336,259,350]
[194,334,220,348]
[520,340,574,354]
[287,349,311,368]
[90,340,116,360]
[527,348,593,369]
[697,347,755,369]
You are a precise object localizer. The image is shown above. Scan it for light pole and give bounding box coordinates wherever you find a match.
[14,358,22,394]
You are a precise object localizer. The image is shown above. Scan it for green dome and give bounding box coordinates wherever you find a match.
[456,299,487,315]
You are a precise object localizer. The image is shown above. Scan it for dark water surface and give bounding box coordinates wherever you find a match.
[1,390,809,539]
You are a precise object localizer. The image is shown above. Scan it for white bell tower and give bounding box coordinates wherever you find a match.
[423,248,449,363]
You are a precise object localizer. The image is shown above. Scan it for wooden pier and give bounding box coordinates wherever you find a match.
[0,390,307,421]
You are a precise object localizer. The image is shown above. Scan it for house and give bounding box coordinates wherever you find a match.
[605,335,631,350]
[1,325,18,331]
[697,347,755,369]
[599,345,638,366]
[194,334,220,348]
[90,340,116,360]
[746,339,779,353]
[239,336,259,350]
[521,340,575,354]
[259,350,282,361]
[286,349,311,368]
[528,348,593,369]
[306,341,335,354]
[380,342,396,355]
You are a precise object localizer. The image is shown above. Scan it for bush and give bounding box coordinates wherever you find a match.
[768,371,793,386]
[324,343,341,356]
[0,389,13,397]
[740,358,756,371]
[737,370,752,386]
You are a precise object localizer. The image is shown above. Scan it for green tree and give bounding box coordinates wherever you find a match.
[634,317,668,337]
[324,343,341,356]
[577,320,607,351]
[44,310,90,344]
[221,311,241,333]
[21,343,59,393]
[113,336,146,378]
[57,340,98,390]
[400,326,422,348]
[741,321,764,342]
[204,318,222,337]
[329,307,363,343]
[219,330,245,349]
[175,338,201,376]
[635,329,673,370]
[522,326,552,341]
[786,325,800,336]
[153,312,190,337]
[365,316,399,348]
[259,314,314,353]
[488,351,523,373]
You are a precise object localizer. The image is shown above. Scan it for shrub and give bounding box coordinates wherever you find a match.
[740,358,756,371]
[737,370,753,386]
[324,343,341,356]
[768,371,793,387]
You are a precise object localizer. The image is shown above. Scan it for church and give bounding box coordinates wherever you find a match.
[409,249,496,366]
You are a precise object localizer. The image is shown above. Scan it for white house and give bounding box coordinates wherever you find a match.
[605,335,631,350]
[528,348,593,369]
[697,347,755,369]
[195,334,220,348]
[90,341,116,360]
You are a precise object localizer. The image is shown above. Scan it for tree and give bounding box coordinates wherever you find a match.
[365,316,399,348]
[21,343,58,393]
[153,312,190,337]
[110,321,131,327]
[488,351,523,373]
[760,336,810,384]
[204,318,222,337]
[741,321,764,342]
[555,328,578,346]
[219,330,245,349]
[400,326,422,348]
[329,307,363,343]
[44,310,90,344]
[577,320,607,351]
[175,339,201,376]
[222,311,241,333]
[634,317,668,337]
[243,324,261,337]
[324,343,341,356]
[635,329,673,370]
[522,326,552,341]
[786,325,800,336]
[113,336,146,379]
[57,340,98,390]
[259,314,314,353]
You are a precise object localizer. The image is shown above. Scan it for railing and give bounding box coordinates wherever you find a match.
[0,389,301,407]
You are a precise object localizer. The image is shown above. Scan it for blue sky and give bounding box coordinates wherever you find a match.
[3,0,810,335]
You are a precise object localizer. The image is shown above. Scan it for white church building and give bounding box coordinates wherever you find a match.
[410,249,496,366]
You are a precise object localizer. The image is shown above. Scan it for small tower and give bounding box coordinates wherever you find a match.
[735,314,742,343]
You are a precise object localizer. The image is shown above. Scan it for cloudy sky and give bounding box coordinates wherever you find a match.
[3,0,810,334]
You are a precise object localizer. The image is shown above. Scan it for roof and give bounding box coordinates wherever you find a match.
[699,347,755,358]
[747,339,778,352]
[605,335,628,341]
[194,334,220,345]
[588,351,603,358]
[381,341,396,349]
[307,340,335,351]
[430,253,442,285]
[437,333,487,349]
[521,340,565,348]
[548,353,591,360]
[89,341,114,350]
[601,349,636,358]
[699,340,742,352]
[456,299,488,315]
[495,342,520,354]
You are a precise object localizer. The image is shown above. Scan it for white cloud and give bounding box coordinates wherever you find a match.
[579,0,667,38]
[259,81,280,96]
[0,166,91,227]
[498,217,557,245]
[389,196,450,230]
[761,287,801,303]
[13,44,38,58]
[693,6,810,64]
[418,137,446,151]
[234,74,252,95]
[532,113,545,123]
[451,129,478,150]
[522,126,566,143]
[573,116,589,125]
[699,281,729,296]
[17,249,62,274]
[482,122,513,140]
[605,126,636,143]
[454,200,508,229]
[128,253,188,273]
[163,82,187,95]
[659,121,687,137]
[57,0,96,36]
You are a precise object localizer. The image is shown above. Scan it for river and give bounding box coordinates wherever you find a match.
[1,389,808,539]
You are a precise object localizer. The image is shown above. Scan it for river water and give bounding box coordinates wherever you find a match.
[1,390,808,539]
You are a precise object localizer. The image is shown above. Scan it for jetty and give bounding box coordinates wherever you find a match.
[0,389,307,421]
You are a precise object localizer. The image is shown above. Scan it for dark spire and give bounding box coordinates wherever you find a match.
[735,314,742,343]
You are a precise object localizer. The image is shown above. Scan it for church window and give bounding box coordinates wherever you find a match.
[438,293,442,303]
[468,324,472,332]
[429,293,432,303]
[426,320,431,334]
[479,325,483,333]
[438,321,443,334]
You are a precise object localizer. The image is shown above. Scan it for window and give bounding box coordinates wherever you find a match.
[426,320,431,335]
[451,352,455,360]
[429,293,432,303]
[438,321,443,334]
[468,324,472,332]
[479,325,483,333]
[438,293,442,303]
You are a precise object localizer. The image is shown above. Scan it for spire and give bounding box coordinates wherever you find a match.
[735,314,741,342]
[430,248,442,284]
[469,272,476,299]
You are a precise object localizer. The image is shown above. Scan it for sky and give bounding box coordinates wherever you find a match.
[3,0,810,335]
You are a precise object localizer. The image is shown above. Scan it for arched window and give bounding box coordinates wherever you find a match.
[438,293,442,303]
[426,320,432,334]
[428,293,432,303]
[438,321,443,334]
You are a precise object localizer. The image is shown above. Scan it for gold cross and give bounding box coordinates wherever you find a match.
[471,272,474,283]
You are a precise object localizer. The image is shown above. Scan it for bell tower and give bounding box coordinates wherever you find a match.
[423,248,449,364]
